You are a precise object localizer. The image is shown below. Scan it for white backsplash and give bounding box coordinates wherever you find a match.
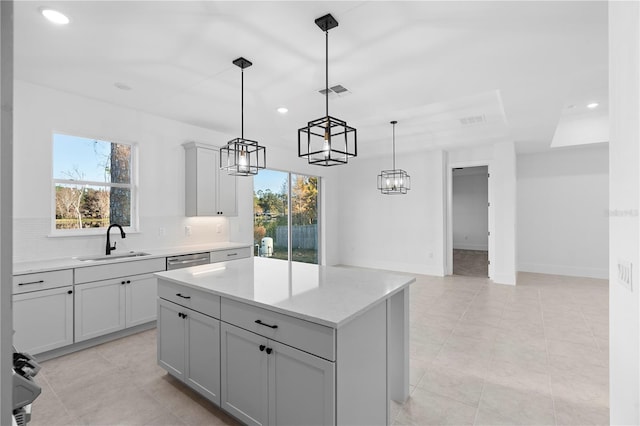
[13,215,231,263]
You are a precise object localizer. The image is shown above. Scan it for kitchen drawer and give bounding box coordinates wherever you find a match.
[210,247,251,263]
[158,280,220,319]
[13,269,73,295]
[75,257,166,284]
[221,298,335,361]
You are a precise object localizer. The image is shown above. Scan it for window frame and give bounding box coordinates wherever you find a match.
[50,132,139,236]
[253,168,322,265]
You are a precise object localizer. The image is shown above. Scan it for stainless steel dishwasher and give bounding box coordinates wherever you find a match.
[166,252,210,270]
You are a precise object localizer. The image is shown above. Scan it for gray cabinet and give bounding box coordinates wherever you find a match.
[220,323,335,426]
[75,273,157,342]
[184,142,237,217]
[13,286,74,354]
[158,298,221,405]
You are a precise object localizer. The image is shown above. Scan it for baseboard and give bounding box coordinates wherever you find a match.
[518,262,608,279]
[33,321,156,362]
[337,260,445,277]
[452,244,488,251]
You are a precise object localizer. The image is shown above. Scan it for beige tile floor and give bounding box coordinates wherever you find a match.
[30,271,608,425]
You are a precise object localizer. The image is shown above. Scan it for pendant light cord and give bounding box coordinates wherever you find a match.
[325,30,329,119]
[240,68,244,139]
[392,122,396,170]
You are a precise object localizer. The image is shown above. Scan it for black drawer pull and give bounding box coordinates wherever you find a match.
[18,280,44,286]
[255,319,278,329]
[259,344,266,352]
[67,290,73,295]
[266,348,273,355]
[227,253,238,257]
[176,293,191,299]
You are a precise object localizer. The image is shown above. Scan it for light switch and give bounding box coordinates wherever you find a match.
[617,259,633,291]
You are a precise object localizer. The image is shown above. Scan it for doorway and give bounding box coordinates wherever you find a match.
[451,166,489,277]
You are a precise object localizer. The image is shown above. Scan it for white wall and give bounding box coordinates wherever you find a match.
[517,145,608,279]
[336,150,446,276]
[609,2,640,424]
[452,167,488,251]
[13,80,244,262]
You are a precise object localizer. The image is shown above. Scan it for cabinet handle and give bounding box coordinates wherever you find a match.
[18,280,44,286]
[259,345,266,352]
[67,290,73,295]
[178,312,188,319]
[126,280,131,284]
[176,293,191,299]
[255,319,278,329]
[121,281,126,285]
[266,348,273,355]
[227,253,238,257]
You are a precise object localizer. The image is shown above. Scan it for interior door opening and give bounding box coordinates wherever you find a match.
[452,166,489,278]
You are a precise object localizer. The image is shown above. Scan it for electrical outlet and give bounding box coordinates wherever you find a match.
[617,259,633,291]
[158,227,165,237]
[185,226,192,237]
[216,224,222,234]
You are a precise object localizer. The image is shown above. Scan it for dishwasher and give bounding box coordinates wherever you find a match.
[166,252,210,270]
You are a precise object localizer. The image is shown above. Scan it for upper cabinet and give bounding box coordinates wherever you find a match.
[183,142,237,217]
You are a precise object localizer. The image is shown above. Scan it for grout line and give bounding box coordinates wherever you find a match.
[539,287,559,426]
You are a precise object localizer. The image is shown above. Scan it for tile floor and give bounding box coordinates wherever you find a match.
[453,249,489,278]
[30,271,608,425]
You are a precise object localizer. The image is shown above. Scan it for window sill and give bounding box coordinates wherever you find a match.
[47,229,140,238]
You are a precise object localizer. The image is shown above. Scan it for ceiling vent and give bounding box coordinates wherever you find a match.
[459,115,486,126]
[318,84,351,98]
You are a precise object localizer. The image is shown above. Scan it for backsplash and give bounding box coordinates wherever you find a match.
[13,215,231,263]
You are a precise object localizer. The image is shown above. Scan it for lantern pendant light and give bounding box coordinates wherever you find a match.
[298,13,357,166]
[377,121,411,194]
[220,57,266,176]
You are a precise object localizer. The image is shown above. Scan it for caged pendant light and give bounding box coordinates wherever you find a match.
[298,13,357,166]
[377,121,411,195]
[220,57,266,176]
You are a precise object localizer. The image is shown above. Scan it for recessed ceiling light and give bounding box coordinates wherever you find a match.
[587,102,599,109]
[277,107,288,114]
[114,82,132,91]
[40,8,70,25]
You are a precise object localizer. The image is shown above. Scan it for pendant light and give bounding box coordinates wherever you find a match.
[220,57,266,176]
[377,121,411,194]
[298,13,357,166]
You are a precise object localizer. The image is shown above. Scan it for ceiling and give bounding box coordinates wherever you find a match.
[14,1,608,157]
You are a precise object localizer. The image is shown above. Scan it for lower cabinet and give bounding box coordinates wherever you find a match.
[157,298,221,405]
[75,273,157,342]
[220,323,335,426]
[13,286,74,354]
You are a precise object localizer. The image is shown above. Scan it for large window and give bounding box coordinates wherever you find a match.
[52,133,136,233]
[254,170,319,264]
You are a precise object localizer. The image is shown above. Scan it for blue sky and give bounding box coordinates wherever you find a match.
[254,169,288,194]
[53,133,112,182]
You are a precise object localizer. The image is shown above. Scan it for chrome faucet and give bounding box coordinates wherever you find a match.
[106,224,126,255]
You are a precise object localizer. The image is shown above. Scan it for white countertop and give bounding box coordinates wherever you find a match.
[13,242,251,275]
[155,257,415,328]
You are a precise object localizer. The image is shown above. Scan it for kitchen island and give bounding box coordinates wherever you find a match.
[155,257,413,426]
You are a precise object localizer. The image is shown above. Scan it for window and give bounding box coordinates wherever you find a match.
[52,133,136,233]
[254,170,319,264]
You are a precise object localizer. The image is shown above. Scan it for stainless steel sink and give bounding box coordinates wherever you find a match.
[76,251,151,262]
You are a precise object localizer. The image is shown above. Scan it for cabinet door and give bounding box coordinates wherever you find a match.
[268,340,335,426]
[126,274,157,327]
[221,323,268,426]
[157,299,186,378]
[197,147,217,216]
[13,286,74,354]
[217,166,237,216]
[185,309,221,405]
[74,278,126,342]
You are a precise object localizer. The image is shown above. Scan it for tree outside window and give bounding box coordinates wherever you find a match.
[52,134,135,231]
